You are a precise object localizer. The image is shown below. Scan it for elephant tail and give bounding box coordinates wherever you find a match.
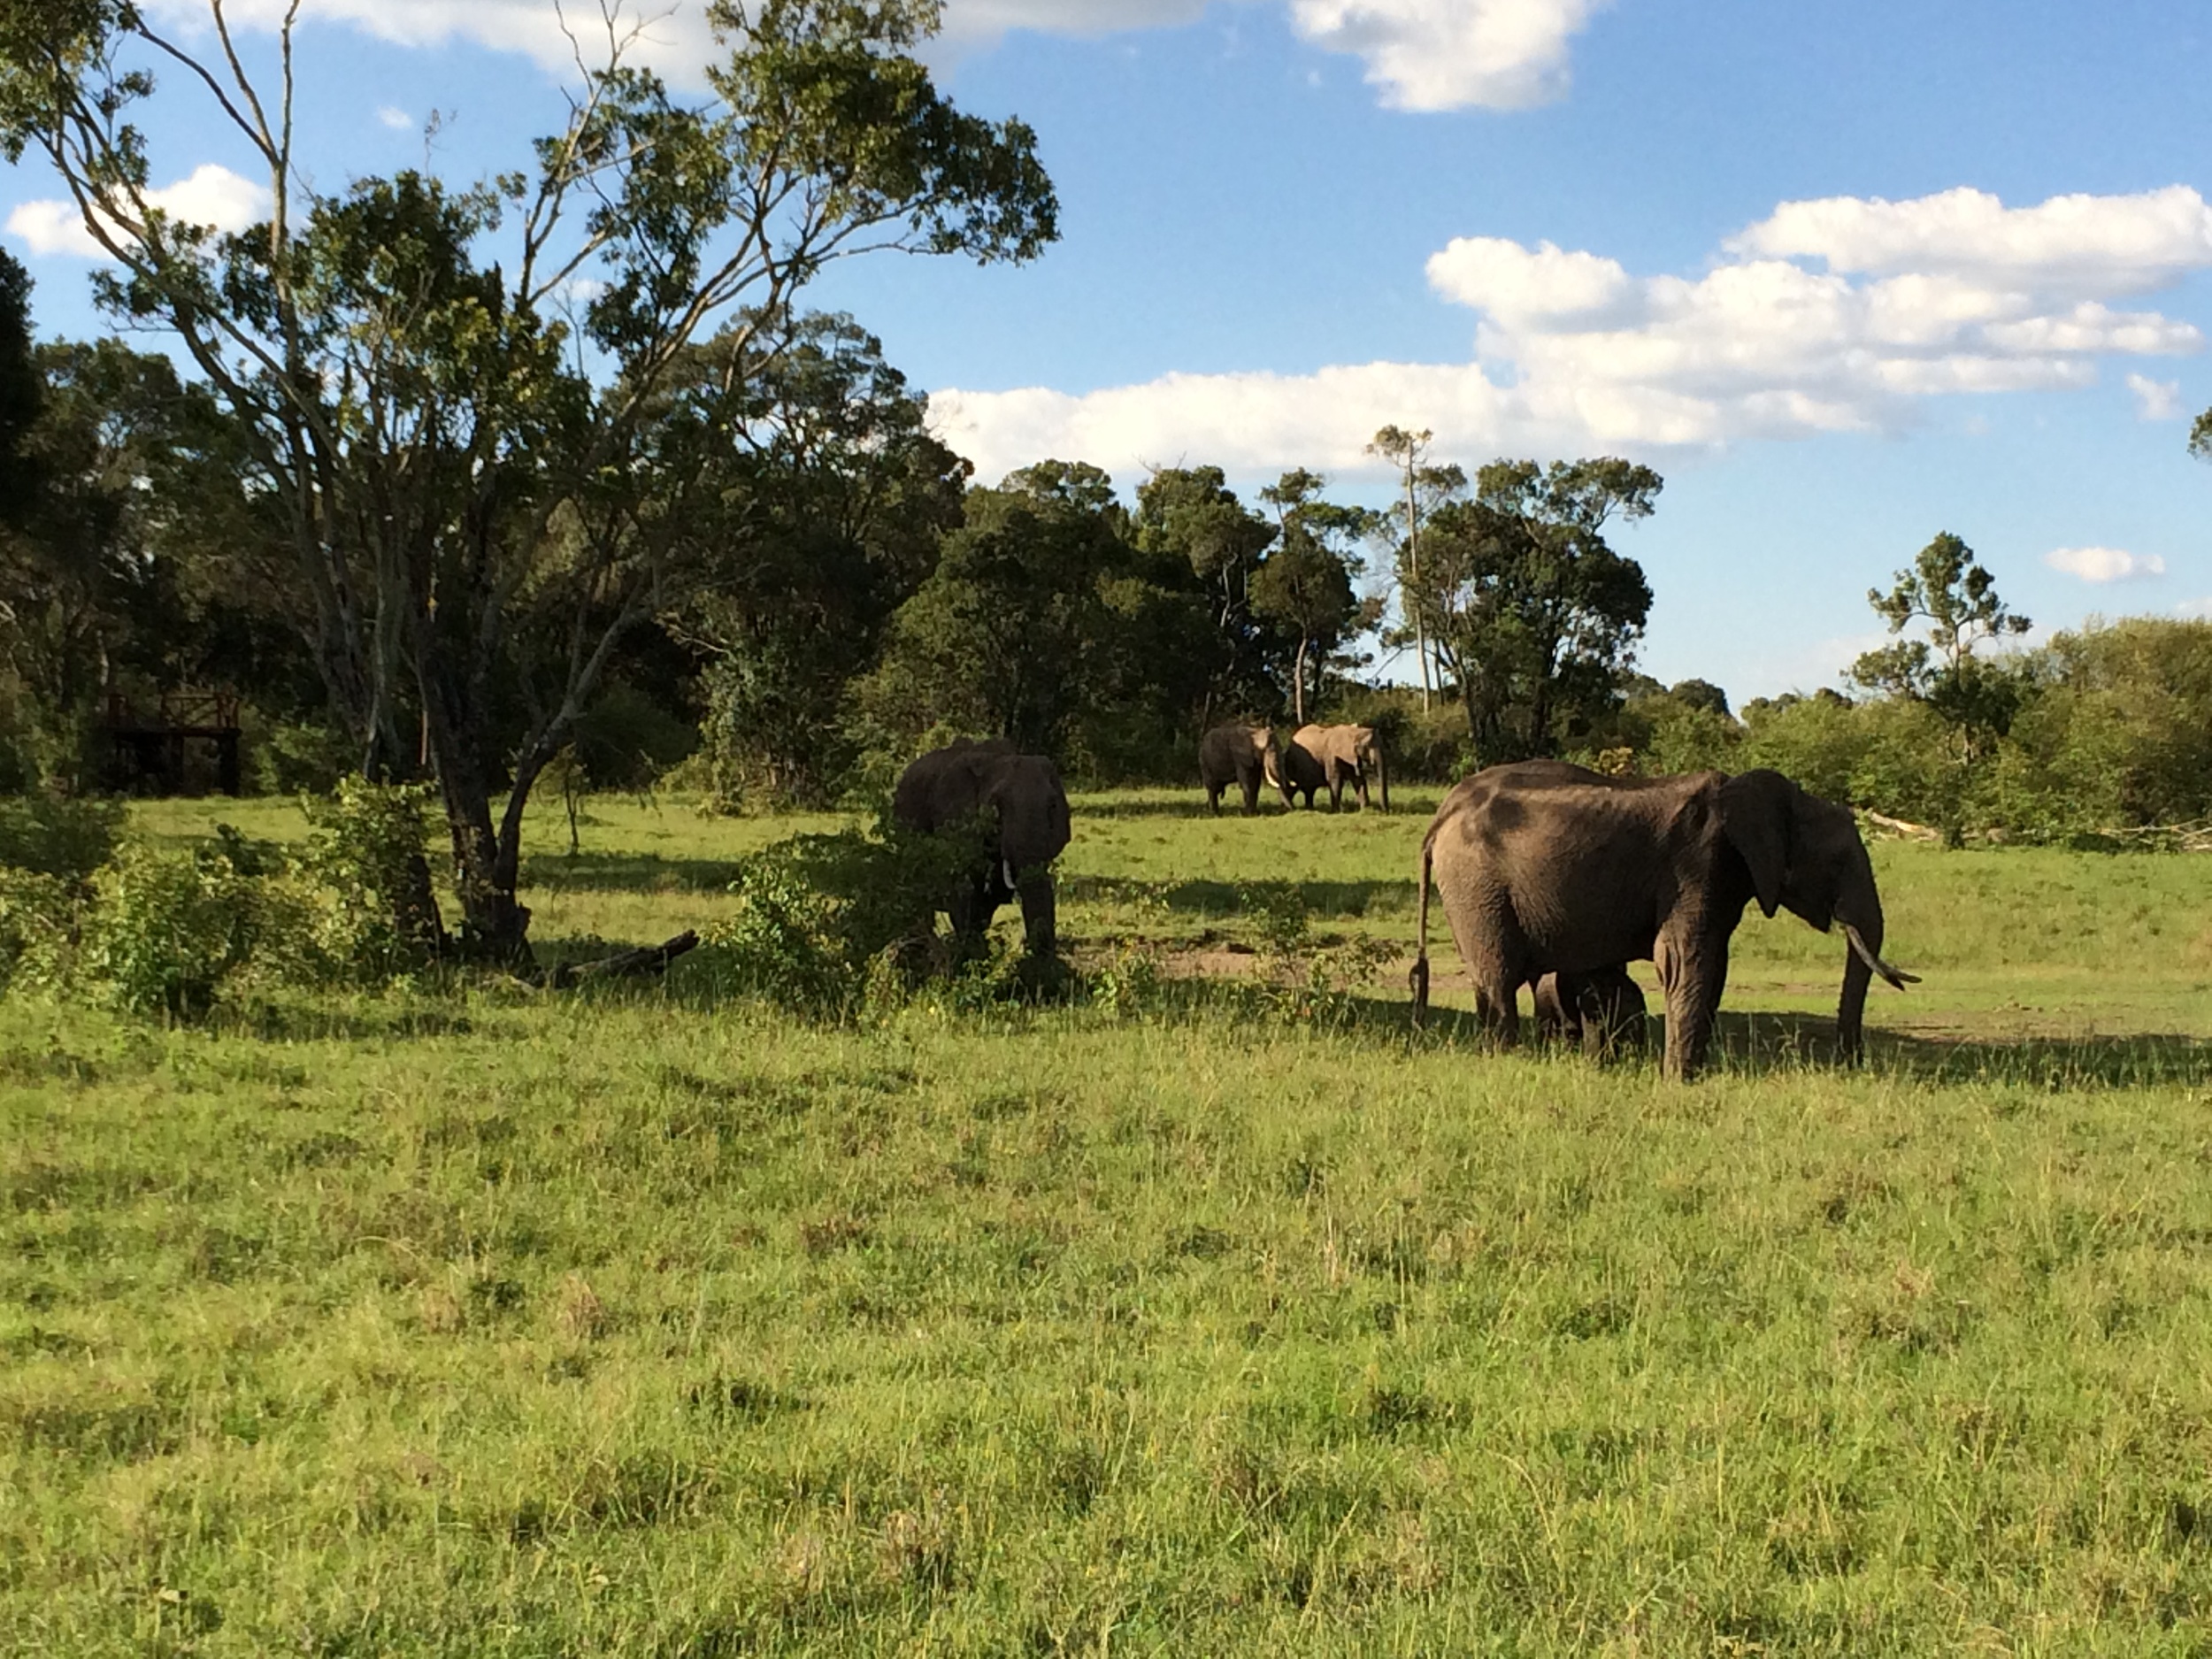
[1409,832,1433,1026]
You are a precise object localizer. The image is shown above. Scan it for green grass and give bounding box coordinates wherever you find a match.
[7,790,2212,1653]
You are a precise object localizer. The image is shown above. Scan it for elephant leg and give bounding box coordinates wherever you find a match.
[1473,975,1522,1047]
[1577,966,1647,1061]
[1207,783,1223,815]
[1240,775,1261,815]
[947,872,997,964]
[1655,931,1728,1080]
[1015,871,1057,959]
[1532,972,1578,1042]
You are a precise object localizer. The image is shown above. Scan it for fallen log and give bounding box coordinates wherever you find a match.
[1859,810,1941,841]
[541,930,700,990]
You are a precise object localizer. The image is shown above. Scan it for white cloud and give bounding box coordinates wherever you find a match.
[2046,546,2168,583]
[2175,597,2212,619]
[1728,185,2212,296]
[378,105,415,131]
[8,163,270,258]
[1286,0,1604,110]
[2127,372,2185,419]
[1427,236,1632,321]
[935,185,2212,482]
[146,0,1603,111]
[142,0,724,85]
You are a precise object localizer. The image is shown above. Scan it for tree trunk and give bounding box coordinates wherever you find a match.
[419,655,534,966]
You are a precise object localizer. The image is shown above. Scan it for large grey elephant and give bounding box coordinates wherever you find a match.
[1289,723,1388,812]
[1199,723,1289,816]
[893,739,1071,961]
[1410,761,1915,1079]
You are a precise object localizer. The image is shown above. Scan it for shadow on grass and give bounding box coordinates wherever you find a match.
[1071,794,1437,821]
[1140,981,2212,1090]
[1064,873,1418,920]
[519,849,745,894]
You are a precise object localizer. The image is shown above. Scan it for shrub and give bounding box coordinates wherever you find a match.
[0,793,122,885]
[0,866,73,994]
[706,818,980,1018]
[295,780,446,985]
[250,719,356,795]
[74,841,266,1018]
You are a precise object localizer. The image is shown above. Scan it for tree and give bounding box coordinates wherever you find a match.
[1251,468,1377,724]
[0,249,37,527]
[1131,465,1279,718]
[858,461,1132,759]
[0,0,1056,959]
[679,311,971,805]
[1415,457,1660,763]
[1849,531,2032,765]
[1367,426,1448,709]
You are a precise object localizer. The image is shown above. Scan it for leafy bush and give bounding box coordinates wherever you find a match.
[0,793,122,884]
[1236,879,1394,1025]
[250,719,356,795]
[74,841,268,1018]
[295,779,446,986]
[0,866,73,994]
[705,818,983,1018]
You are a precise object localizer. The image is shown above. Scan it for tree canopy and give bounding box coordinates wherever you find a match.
[1410,457,1660,764]
[0,0,1057,956]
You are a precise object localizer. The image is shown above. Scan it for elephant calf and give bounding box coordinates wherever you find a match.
[893,738,1071,961]
[1533,966,1647,1061]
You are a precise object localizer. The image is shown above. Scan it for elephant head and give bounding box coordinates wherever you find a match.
[894,740,1071,959]
[1717,769,1916,1062]
[984,751,1072,952]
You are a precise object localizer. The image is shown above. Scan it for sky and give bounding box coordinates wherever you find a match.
[6,0,2212,700]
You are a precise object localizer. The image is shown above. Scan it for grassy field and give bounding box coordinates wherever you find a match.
[6,789,2212,1654]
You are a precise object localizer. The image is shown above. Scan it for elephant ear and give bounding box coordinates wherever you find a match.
[1718,769,1796,919]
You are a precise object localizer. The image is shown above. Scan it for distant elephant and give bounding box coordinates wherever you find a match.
[1268,731,1326,810]
[1199,722,1288,815]
[893,738,1071,961]
[1291,723,1388,812]
[1410,761,1916,1080]
[1533,965,1647,1060]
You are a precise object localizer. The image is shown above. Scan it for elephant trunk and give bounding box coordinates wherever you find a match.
[1832,883,1913,1062]
[1837,937,1872,1066]
[1016,870,1057,960]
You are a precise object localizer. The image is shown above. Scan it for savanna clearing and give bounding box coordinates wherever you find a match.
[7,790,2212,1655]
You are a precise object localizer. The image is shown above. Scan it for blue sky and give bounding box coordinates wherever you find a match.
[7,0,2212,700]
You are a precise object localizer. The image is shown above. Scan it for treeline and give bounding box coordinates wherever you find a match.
[6,265,2212,851]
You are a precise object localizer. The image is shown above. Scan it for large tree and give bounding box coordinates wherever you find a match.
[1414,457,1661,764]
[0,0,1056,958]
[1252,468,1376,724]
[857,460,1130,761]
[680,311,972,805]
[1131,465,1279,720]
[1849,530,2031,764]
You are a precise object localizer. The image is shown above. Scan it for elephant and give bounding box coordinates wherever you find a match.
[1199,722,1289,815]
[1268,731,1325,810]
[892,738,1071,961]
[1409,761,1916,1079]
[1533,965,1647,1060]
[1289,723,1388,812]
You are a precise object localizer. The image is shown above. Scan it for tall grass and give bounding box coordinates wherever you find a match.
[5,792,2210,1653]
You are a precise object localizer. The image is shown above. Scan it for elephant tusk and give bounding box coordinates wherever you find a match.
[1002,858,1018,891]
[1843,923,1919,989]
